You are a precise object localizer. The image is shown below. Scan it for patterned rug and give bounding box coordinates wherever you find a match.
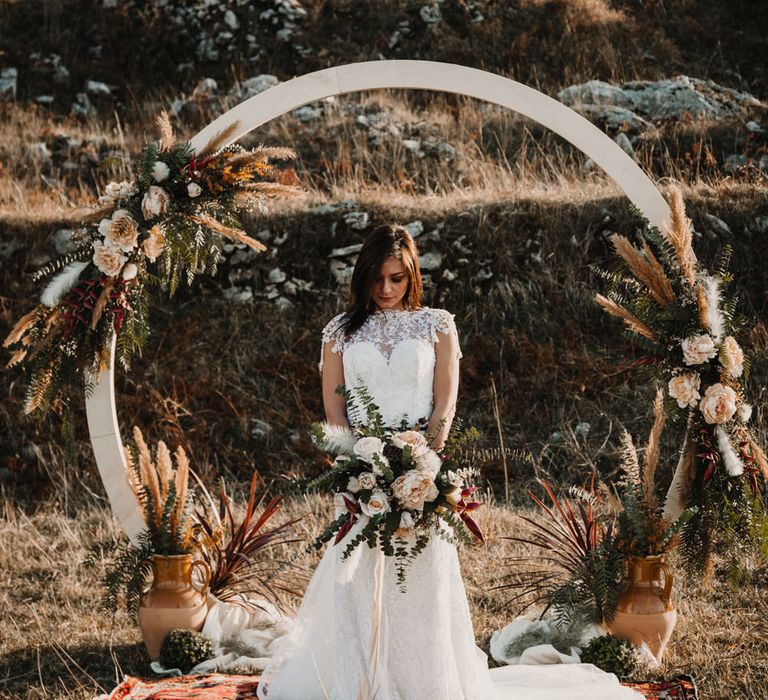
[106,673,699,699]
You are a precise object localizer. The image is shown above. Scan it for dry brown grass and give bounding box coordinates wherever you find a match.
[0,495,766,699]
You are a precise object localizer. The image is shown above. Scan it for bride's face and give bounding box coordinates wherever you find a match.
[372,256,409,310]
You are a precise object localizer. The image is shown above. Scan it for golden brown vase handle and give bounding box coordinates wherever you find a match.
[192,559,212,597]
[653,561,674,608]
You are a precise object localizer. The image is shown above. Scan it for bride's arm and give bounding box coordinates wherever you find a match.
[321,340,350,427]
[428,324,460,451]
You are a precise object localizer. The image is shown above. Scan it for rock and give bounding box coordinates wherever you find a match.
[420,4,442,24]
[275,296,293,312]
[405,221,424,238]
[704,213,732,237]
[614,132,634,156]
[330,259,354,285]
[224,10,239,30]
[290,278,313,292]
[192,78,218,98]
[236,74,279,100]
[473,268,493,282]
[329,243,364,258]
[437,142,457,160]
[223,286,253,303]
[71,92,96,119]
[583,158,597,172]
[558,76,762,124]
[402,139,422,153]
[293,105,322,122]
[268,267,287,284]
[52,57,70,85]
[418,251,442,271]
[34,95,54,106]
[283,280,297,295]
[753,215,768,234]
[759,154,768,173]
[310,203,340,215]
[250,419,272,439]
[230,247,260,265]
[0,67,18,100]
[746,120,763,133]
[442,269,457,282]
[724,154,747,172]
[53,229,78,255]
[85,79,112,97]
[343,211,369,230]
[574,422,591,437]
[29,142,52,163]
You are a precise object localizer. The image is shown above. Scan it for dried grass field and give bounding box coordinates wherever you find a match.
[2,1,768,697]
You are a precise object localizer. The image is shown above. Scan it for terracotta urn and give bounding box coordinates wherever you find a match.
[609,554,677,662]
[137,554,211,661]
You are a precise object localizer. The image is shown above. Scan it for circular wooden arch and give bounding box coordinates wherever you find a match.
[86,60,672,542]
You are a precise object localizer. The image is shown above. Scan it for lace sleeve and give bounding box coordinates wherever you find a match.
[319,313,346,374]
[429,309,463,360]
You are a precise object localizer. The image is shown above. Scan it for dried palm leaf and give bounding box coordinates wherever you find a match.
[91,278,115,329]
[4,305,42,347]
[610,235,675,307]
[192,213,267,252]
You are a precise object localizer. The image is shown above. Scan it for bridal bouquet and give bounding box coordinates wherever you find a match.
[306,385,485,587]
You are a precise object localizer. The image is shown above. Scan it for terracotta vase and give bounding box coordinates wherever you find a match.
[609,554,677,662]
[137,554,211,661]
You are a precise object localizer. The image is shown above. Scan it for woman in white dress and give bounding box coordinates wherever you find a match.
[257,225,644,699]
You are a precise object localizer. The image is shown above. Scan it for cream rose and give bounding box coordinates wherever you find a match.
[699,383,738,425]
[141,185,170,220]
[92,241,126,277]
[681,334,717,366]
[142,224,166,262]
[414,449,442,478]
[357,471,377,490]
[105,212,139,252]
[668,372,701,409]
[391,430,429,457]
[392,470,439,510]
[720,336,744,378]
[360,489,390,517]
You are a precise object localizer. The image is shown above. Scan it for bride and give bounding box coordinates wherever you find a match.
[257,224,644,699]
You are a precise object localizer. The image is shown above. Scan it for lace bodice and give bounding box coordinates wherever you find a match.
[319,307,462,428]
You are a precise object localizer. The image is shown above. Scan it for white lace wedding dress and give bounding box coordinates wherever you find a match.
[256,307,644,700]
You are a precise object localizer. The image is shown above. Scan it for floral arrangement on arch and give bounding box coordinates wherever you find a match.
[595,187,767,574]
[3,112,296,432]
[306,384,485,590]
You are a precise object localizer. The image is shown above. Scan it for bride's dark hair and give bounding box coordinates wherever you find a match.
[337,223,423,339]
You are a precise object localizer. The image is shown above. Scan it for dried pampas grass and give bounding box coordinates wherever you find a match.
[192,213,267,253]
[609,234,675,307]
[594,293,658,340]
[662,187,697,287]
[643,389,665,507]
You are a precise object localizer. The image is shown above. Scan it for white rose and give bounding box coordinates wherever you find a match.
[152,160,170,182]
[668,373,701,409]
[392,470,439,510]
[141,185,170,220]
[414,449,442,478]
[353,436,386,464]
[121,263,138,280]
[360,489,390,517]
[720,336,744,378]
[699,383,738,425]
[187,182,202,198]
[357,472,377,490]
[738,403,753,423]
[92,241,126,277]
[346,476,361,493]
[391,430,429,458]
[681,334,717,366]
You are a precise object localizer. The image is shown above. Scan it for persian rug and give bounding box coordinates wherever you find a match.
[622,675,699,699]
[106,674,260,699]
[106,673,699,700]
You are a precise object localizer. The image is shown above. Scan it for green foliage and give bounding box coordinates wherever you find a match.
[98,531,155,615]
[580,634,639,678]
[159,629,214,672]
